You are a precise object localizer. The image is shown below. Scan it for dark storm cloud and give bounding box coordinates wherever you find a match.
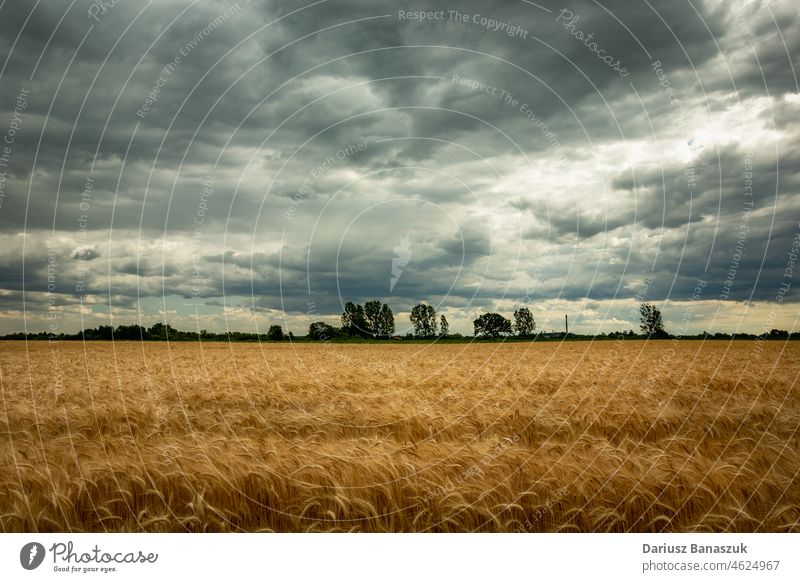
[1,0,798,333]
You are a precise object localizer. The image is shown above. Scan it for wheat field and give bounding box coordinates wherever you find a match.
[0,339,798,532]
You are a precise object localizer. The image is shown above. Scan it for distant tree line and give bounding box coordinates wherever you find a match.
[0,322,296,342]
[307,302,535,340]
[308,301,452,340]
[308,300,395,340]
[471,307,537,338]
[1,301,793,341]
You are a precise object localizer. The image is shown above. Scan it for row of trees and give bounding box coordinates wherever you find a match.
[10,300,789,342]
[469,304,667,339]
[308,302,536,340]
[4,322,292,342]
[342,300,395,337]
[83,322,182,341]
[70,306,535,342]
[308,300,396,340]
[307,301,449,340]
[308,302,657,340]
[473,307,536,338]
[5,304,792,342]
[298,302,771,341]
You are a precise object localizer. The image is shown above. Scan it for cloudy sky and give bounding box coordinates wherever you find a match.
[0,0,798,336]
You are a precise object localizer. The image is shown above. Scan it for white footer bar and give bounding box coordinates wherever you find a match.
[2,533,797,581]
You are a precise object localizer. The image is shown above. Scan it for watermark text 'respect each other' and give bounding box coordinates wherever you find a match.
[285,141,368,220]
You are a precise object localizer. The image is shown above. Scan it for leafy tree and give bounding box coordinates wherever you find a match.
[639,303,667,338]
[308,321,338,340]
[410,303,437,337]
[378,303,395,337]
[473,312,513,338]
[266,325,284,341]
[364,300,383,336]
[341,301,357,329]
[341,301,368,337]
[513,307,536,337]
[439,314,449,337]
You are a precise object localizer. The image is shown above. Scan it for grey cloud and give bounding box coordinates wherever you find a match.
[71,246,101,260]
[1,0,799,334]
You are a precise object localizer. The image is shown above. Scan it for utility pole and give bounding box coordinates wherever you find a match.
[565,314,568,336]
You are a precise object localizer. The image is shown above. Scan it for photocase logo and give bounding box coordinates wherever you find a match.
[390,234,413,292]
[20,542,46,570]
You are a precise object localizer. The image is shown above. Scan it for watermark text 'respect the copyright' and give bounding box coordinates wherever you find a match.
[0,87,29,214]
[397,10,529,39]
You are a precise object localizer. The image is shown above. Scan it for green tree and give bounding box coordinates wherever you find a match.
[341,302,368,336]
[378,303,395,337]
[266,325,284,341]
[410,303,437,337]
[364,300,382,336]
[473,313,513,338]
[639,303,667,338]
[439,314,449,337]
[341,301,357,330]
[513,307,536,337]
[308,321,338,340]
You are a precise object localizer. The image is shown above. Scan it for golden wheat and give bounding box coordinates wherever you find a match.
[0,340,798,532]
